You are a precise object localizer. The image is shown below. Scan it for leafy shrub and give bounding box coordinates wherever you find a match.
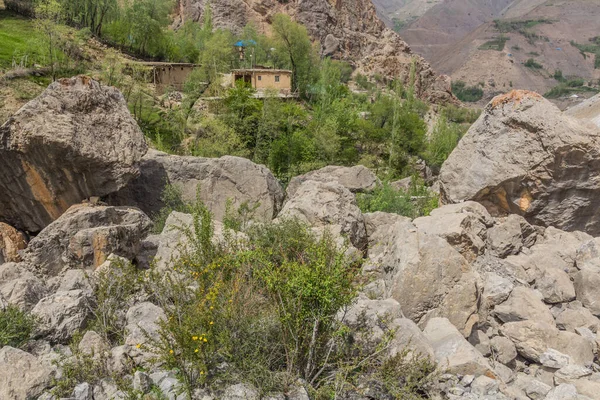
[146,195,361,393]
[89,258,145,345]
[478,37,508,51]
[152,184,193,234]
[451,81,484,103]
[440,105,481,124]
[524,58,543,69]
[0,305,36,348]
[356,181,438,219]
[423,116,466,170]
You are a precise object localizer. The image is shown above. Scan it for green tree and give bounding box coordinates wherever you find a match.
[271,14,318,95]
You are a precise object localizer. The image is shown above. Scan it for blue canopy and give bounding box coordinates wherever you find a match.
[234,39,257,47]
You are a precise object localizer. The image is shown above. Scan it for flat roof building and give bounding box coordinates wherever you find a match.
[231,69,295,97]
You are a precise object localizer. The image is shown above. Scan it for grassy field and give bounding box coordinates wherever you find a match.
[0,9,48,69]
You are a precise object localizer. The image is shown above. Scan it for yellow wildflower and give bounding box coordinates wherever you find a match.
[194,349,199,353]
[192,336,198,341]
[136,344,141,349]
[203,338,208,342]
[209,321,214,325]
[169,349,174,354]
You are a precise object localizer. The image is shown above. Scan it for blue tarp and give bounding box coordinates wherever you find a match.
[234,40,257,47]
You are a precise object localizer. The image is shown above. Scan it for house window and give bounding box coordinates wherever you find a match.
[275,75,280,83]
[258,76,262,81]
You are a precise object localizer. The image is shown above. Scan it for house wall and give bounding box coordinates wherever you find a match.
[154,65,197,93]
[252,72,292,91]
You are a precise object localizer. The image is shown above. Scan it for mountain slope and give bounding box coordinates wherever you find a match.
[174,0,456,104]
[383,0,600,103]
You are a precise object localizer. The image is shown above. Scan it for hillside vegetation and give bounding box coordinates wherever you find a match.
[0,2,477,190]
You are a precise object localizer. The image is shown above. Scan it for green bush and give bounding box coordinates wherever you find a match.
[144,191,364,394]
[152,184,193,234]
[0,305,36,348]
[356,181,438,219]
[451,81,484,103]
[423,116,466,170]
[524,58,543,69]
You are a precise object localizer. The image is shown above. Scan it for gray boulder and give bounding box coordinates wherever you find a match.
[32,289,91,343]
[423,317,493,377]
[0,222,27,263]
[535,267,576,304]
[23,204,151,276]
[413,201,491,262]
[278,180,367,250]
[363,212,477,335]
[0,262,46,310]
[108,149,284,223]
[0,346,53,399]
[490,335,518,365]
[555,302,600,333]
[286,165,378,198]
[222,383,260,400]
[487,215,528,258]
[124,302,166,348]
[439,90,600,235]
[0,76,147,233]
[500,320,593,365]
[493,286,555,326]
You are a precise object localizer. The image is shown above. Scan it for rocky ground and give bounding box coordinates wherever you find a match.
[2,78,600,400]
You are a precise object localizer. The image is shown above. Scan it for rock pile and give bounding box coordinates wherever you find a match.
[4,83,600,399]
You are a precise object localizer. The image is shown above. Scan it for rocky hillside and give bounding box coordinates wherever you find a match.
[387,0,600,104]
[173,0,455,104]
[4,77,600,398]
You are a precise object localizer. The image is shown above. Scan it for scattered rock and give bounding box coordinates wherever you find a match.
[125,302,166,349]
[413,201,490,261]
[423,317,493,376]
[23,204,152,275]
[490,335,518,365]
[78,330,109,357]
[0,346,53,399]
[540,349,572,369]
[0,76,147,232]
[487,215,524,258]
[493,287,555,326]
[0,262,47,310]
[32,289,92,343]
[524,379,552,399]
[536,268,576,304]
[222,383,260,400]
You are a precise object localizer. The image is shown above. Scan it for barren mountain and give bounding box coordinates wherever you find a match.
[173,0,456,103]
[382,0,600,103]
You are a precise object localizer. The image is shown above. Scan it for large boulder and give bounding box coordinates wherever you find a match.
[423,317,493,377]
[0,76,147,233]
[0,262,46,310]
[107,149,284,223]
[439,90,600,235]
[413,201,492,262]
[0,222,27,263]
[277,180,367,250]
[0,346,53,399]
[23,204,152,276]
[286,165,379,198]
[31,289,92,343]
[363,211,478,335]
[500,320,593,366]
